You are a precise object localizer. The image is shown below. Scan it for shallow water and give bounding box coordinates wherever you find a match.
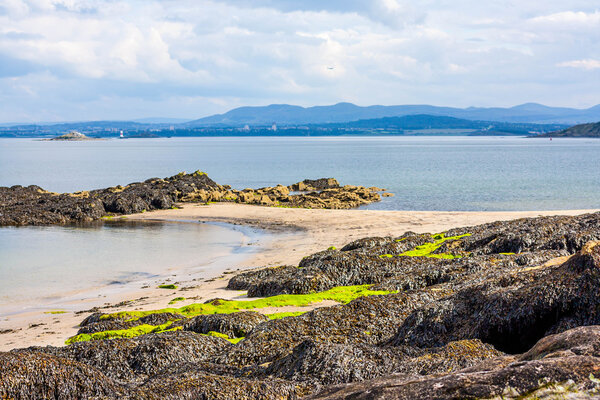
[0,221,265,316]
[1,136,599,211]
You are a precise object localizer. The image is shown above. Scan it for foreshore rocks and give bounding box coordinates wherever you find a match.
[183,311,269,338]
[4,213,600,398]
[0,171,220,226]
[0,173,384,226]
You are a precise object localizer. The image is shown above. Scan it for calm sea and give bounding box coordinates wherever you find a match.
[1,136,599,211]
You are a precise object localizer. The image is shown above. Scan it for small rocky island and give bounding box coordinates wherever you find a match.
[2,206,600,398]
[0,172,385,226]
[45,130,101,141]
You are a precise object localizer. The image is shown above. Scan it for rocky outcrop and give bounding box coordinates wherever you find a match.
[310,326,600,399]
[183,311,269,338]
[390,241,600,354]
[4,213,600,399]
[0,173,384,226]
[29,331,231,383]
[0,171,220,226]
[219,178,381,209]
[228,212,600,297]
[289,178,339,191]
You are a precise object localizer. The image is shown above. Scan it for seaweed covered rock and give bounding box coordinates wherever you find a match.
[231,213,600,298]
[0,171,220,226]
[1,342,306,400]
[227,265,298,291]
[230,179,382,210]
[0,173,384,226]
[266,339,500,386]
[77,312,186,335]
[283,186,381,209]
[0,351,125,399]
[26,331,230,382]
[289,178,340,191]
[391,241,600,353]
[0,185,106,225]
[183,311,269,338]
[219,291,440,367]
[266,340,412,385]
[135,367,308,399]
[310,327,600,399]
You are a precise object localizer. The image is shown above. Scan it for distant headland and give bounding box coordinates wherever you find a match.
[536,121,600,138]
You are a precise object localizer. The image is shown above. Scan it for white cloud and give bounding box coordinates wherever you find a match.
[0,0,598,122]
[530,10,600,25]
[558,59,600,70]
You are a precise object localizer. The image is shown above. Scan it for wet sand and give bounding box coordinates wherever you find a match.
[1,203,598,351]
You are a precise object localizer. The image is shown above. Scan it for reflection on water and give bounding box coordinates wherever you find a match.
[0,221,260,315]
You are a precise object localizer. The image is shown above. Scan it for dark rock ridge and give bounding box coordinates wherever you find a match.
[0,173,383,226]
[4,213,600,399]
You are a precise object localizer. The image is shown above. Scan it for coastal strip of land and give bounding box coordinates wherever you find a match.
[1,203,598,351]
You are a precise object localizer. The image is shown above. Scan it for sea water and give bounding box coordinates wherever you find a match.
[0,221,265,316]
[1,136,599,211]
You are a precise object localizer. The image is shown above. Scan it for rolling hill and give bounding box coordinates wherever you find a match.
[184,102,600,127]
[537,122,600,138]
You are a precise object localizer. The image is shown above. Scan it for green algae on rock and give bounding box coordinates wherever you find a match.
[380,233,471,259]
[66,321,181,345]
[168,297,185,304]
[99,285,395,322]
[266,311,307,320]
[65,285,394,345]
[158,284,177,290]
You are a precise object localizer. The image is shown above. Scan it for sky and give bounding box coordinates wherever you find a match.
[0,0,599,123]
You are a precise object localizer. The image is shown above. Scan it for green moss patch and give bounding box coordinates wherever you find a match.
[44,310,67,314]
[66,285,396,345]
[65,321,179,345]
[381,233,471,259]
[158,284,178,290]
[204,331,244,344]
[168,297,185,305]
[266,311,307,320]
[100,285,395,322]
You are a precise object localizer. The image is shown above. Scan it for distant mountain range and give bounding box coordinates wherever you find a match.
[185,102,600,126]
[0,114,566,138]
[1,102,599,138]
[537,122,600,138]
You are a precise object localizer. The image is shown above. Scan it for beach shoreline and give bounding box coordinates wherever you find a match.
[1,203,599,351]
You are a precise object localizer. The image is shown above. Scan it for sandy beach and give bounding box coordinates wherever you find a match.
[1,203,598,351]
